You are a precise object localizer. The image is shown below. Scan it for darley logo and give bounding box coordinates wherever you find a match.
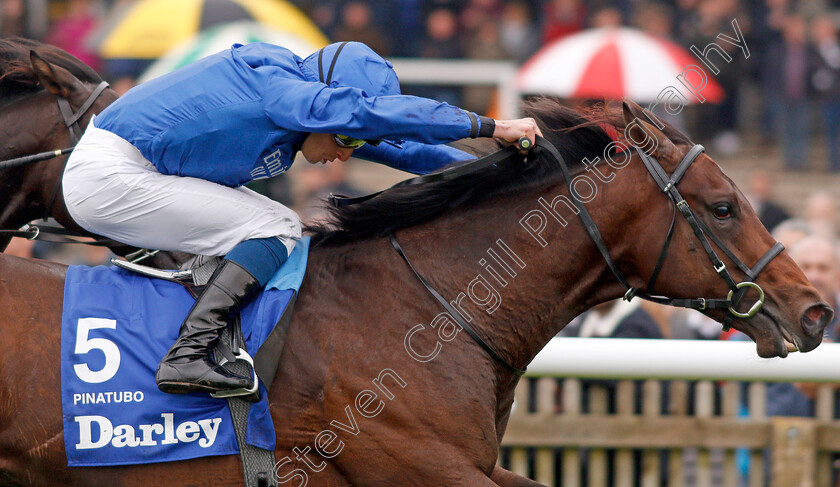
[75,413,222,450]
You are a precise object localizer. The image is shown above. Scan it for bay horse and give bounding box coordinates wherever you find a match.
[0,95,833,484]
[0,39,184,268]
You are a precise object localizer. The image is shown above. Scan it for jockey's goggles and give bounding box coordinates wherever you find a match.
[334,134,381,149]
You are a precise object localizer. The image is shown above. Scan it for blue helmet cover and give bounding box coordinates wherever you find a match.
[300,42,401,97]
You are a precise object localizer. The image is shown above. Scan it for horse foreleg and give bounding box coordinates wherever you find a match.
[490,465,549,487]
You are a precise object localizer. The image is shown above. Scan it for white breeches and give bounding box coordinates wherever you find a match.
[62,121,301,257]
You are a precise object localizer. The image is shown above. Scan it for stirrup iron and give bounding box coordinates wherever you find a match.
[211,349,259,399]
[111,258,195,283]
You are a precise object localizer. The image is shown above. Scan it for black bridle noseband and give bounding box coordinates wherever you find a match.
[332,136,784,376]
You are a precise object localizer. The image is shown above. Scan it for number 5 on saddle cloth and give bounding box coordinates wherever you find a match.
[60,238,309,471]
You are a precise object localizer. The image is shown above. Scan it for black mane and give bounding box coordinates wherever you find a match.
[306,99,691,247]
[0,38,102,100]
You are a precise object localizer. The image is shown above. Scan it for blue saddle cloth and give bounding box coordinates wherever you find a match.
[60,237,309,467]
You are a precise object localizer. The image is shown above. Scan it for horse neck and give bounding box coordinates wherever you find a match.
[389,160,656,375]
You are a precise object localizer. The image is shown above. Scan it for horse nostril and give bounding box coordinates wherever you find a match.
[801,304,834,338]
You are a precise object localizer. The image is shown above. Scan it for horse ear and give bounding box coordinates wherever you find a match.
[621,100,677,162]
[30,50,77,98]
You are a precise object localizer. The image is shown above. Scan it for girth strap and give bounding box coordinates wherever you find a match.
[0,224,118,246]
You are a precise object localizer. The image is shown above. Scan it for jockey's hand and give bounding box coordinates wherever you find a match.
[492,118,543,152]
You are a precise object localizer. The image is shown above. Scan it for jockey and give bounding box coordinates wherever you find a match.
[62,41,541,396]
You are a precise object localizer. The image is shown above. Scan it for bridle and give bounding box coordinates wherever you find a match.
[332,135,785,376]
[0,80,110,220]
[539,137,784,331]
[58,80,111,144]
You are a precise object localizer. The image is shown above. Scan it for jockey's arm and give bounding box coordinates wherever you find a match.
[264,75,481,143]
[264,76,541,172]
[353,140,474,175]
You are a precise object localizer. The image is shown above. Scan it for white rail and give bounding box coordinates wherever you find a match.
[527,338,840,382]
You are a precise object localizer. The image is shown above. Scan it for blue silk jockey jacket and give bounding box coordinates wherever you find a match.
[94,41,482,187]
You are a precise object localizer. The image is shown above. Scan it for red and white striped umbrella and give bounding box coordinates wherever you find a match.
[517,27,724,103]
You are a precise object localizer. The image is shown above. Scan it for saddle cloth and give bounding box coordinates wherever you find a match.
[60,237,309,467]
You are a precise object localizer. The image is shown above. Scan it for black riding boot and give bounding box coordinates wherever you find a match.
[156,260,262,394]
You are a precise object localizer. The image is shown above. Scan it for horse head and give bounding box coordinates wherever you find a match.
[611,101,832,357]
[0,39,118,250]
[307,97,831,365]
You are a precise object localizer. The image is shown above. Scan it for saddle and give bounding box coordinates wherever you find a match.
[111,255,290,487]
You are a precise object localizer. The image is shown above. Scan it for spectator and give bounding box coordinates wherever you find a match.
[791,236,840,331]
[334,1,391,56]
[805,191,838,238]
[1,0,27,37]
[417,7,463,105]
[308,0,342,40]
[499,1,540,62]
[460,0,502,37]
[0,0,45,39]
[772,218,814,249]
[462,22,504,113]
[632,1,674,38]
[44,0,102,72]
[633,2,687,133]
[419,7,462,59]
[750,0,788,146]
[563,299,664,340]
[765,236,840,422]
[762,14,815,170]
[31,239,113,266]
[388,0,423,56]
[811,16,840,172]
[672,0,700,42]
[589,7,623,28]
[746,170,791,233]
[542,0,586,44]
[686,0,748,155]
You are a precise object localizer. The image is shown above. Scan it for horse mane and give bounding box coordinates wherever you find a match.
[0,37,102,100]
[306,98,692,247]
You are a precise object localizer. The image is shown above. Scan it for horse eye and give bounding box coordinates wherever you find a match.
[713,204,732,219]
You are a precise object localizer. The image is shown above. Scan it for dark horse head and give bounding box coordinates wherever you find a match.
[310,98,832,360]
[0,38,119,251]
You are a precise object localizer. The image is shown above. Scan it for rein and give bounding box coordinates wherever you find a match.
[332,136,784,375]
